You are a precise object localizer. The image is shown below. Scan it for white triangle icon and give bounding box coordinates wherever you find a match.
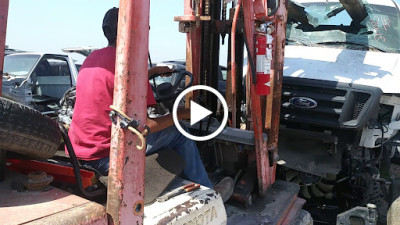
[190,100,212,126]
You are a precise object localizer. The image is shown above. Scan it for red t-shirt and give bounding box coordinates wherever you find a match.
[69,46,156,160]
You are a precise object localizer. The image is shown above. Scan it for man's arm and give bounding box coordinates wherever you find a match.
[145,65,180,133]
[146,108,190,133]
[148,66,173,78]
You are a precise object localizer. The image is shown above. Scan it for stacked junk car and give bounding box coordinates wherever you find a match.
[0,0,399,225]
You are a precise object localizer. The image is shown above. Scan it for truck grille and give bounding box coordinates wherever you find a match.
[281,78,382,129]
[352,93,370,120]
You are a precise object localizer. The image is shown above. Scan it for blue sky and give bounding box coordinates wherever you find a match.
[5,0,188,63]
[5,0,400,64]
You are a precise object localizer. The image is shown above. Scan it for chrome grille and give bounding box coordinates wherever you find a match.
[280,78,380,129]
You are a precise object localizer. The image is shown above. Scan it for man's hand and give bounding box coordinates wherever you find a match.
[148,66,174,78]
[177,108,190,120]
[146,107,190,133]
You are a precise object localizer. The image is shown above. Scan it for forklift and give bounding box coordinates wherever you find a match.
[0,0,313,224]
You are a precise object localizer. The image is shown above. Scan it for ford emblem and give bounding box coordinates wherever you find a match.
[289,97,317,109]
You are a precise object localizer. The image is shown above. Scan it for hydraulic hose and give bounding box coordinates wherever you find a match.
[59,124,106,198]
[231,0,242,127]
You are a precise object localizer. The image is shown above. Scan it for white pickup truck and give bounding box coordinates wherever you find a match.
[280,0,400,223]
[2,52,79,113]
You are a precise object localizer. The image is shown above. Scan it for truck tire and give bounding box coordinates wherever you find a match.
[0,97,60,159]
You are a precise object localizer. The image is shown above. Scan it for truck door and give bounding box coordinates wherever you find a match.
[32,56,73,100]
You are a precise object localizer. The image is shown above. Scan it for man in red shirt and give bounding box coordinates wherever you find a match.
[69,8,215,188]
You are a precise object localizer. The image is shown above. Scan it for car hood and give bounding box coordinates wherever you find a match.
[283,45,400,94]
[2,76,26,86]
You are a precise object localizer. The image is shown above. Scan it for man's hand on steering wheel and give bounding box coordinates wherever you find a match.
[149,67,194,103]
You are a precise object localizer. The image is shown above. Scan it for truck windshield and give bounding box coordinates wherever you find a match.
[3,54,40,77]
[286,0,400,53]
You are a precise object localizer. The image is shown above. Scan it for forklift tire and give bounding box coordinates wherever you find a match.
[0,97,61,159]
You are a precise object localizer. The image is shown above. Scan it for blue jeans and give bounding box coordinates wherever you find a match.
[82,124,212,188]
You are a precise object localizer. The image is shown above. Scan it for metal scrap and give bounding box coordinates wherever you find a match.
[23,171,53,191]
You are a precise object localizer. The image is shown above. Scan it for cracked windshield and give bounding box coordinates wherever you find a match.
[287,0,400,53]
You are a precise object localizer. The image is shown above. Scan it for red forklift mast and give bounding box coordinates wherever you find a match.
[175,0,288,196]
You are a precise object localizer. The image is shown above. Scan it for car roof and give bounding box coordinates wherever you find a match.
[5,52,70,58]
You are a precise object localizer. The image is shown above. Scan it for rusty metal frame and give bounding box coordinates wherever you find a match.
[230,0,242,128]
[242,0,272,196]
[242,0,288,196]
[106,0,150,224]
[265,0,288,176]
[180,0,288,196]
[174,0,204,106]
[0,0,9,183]
[0,0,9,94]
[185,0,202,103]
[201,0,221,114]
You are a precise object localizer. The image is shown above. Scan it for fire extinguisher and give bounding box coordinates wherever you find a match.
[255,30,273,96]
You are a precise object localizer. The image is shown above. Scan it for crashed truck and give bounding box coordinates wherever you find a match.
[1,47,97,114]
[0,0,310,225]
[277,0,400,224]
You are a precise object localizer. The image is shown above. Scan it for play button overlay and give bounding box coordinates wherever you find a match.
[172,85,228,141]
[190,101,212,126]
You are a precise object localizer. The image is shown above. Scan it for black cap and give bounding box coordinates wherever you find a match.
[102,7,119,44]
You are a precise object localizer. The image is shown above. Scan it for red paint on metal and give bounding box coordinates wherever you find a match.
[255,34,271,95]
[185,0,202,85]
[281,198,307,225]
[106,0,150,224]
[242,0,273,196]
[174,15,197,22]
[7,159,95,189]
[230,0,242,128]
[265,0,288,175]
[174,15,210,23]
[0,0,9,94]
[269,187,299,225]
[254,0,275,21]
[184,0,202,106]
[273,194,299,225]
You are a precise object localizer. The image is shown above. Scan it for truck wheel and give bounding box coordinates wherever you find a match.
[0,97,61,159]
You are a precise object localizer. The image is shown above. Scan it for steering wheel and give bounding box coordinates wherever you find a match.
[149,69,193,103]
